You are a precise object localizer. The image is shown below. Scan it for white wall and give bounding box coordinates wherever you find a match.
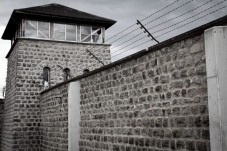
[68,81,81,151]
[204,26,227,151]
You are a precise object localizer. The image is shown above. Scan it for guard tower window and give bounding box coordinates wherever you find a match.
[25,20,50,39]
[92,27,102,43]
[14,20,105,44]
[53,23,65,40]
[38,21,50,39]
[25,20,37,38]
[80,26,102,43]
[81,26,91,42]
[54,24,77,41]
[43,67,50,87]
[66,25,77,41]
[63,68,70,81]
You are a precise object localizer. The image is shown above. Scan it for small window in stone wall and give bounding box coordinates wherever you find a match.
[43,67,50,88]
[63,68,70,81]
[83,69,90,74]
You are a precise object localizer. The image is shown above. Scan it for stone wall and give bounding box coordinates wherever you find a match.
[14,39,111,88]
[1,42,19,151]
[40,84,69,151]
[0,99,4,147]
[79,34,210,151]
[1,38,110,150]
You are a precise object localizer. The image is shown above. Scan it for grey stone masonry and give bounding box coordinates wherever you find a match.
[1,43,18,151]
[1,38,110,150]
[0,99,4,148]
[79,34,210,151]
[40,84,69,151]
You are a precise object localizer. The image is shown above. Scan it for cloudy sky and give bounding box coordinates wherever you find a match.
[0,0,227,98]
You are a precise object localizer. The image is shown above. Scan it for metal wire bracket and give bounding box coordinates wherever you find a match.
[137,20,159,44]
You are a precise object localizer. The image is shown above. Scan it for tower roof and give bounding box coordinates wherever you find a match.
[2,3,116,40]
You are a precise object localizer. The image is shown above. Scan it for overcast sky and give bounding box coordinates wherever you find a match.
[0,0,226,98]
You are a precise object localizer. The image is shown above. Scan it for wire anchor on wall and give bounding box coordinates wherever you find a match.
[86,49,105,66]
[136,20,159,44]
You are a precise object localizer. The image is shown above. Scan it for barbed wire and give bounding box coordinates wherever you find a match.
[111,39,152,58]
[108,0,193,44]
[111,0,214,51]
[112,36,148,54]
[140,0,181,22]
[155,4,227,38]
[111,4,227,59]
[150,0,226,35]
[108,27,141,44]
[147,0,215,31]
[105,0,181,42]
[143,0,194,26]
[105,24,137,42]
[111,32,144,50]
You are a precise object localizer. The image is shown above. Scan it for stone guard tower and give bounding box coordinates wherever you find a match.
[1,3,115,150]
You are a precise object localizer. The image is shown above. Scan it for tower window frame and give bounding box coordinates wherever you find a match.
[53,23,77,42]
[80,26,103,43]
[38,21,50,39]
[63,68,70,81]
[14,19,105,44]
[24,20,50,39]
[43,67,50,87]
[83,69,90,74]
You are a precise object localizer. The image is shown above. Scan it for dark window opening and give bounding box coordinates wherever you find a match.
[43,67,50,87]
[83,69,90,74]
[63,68,70,81]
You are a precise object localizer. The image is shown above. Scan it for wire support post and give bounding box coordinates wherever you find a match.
[86,49,105,66]
[136,20,159,44]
